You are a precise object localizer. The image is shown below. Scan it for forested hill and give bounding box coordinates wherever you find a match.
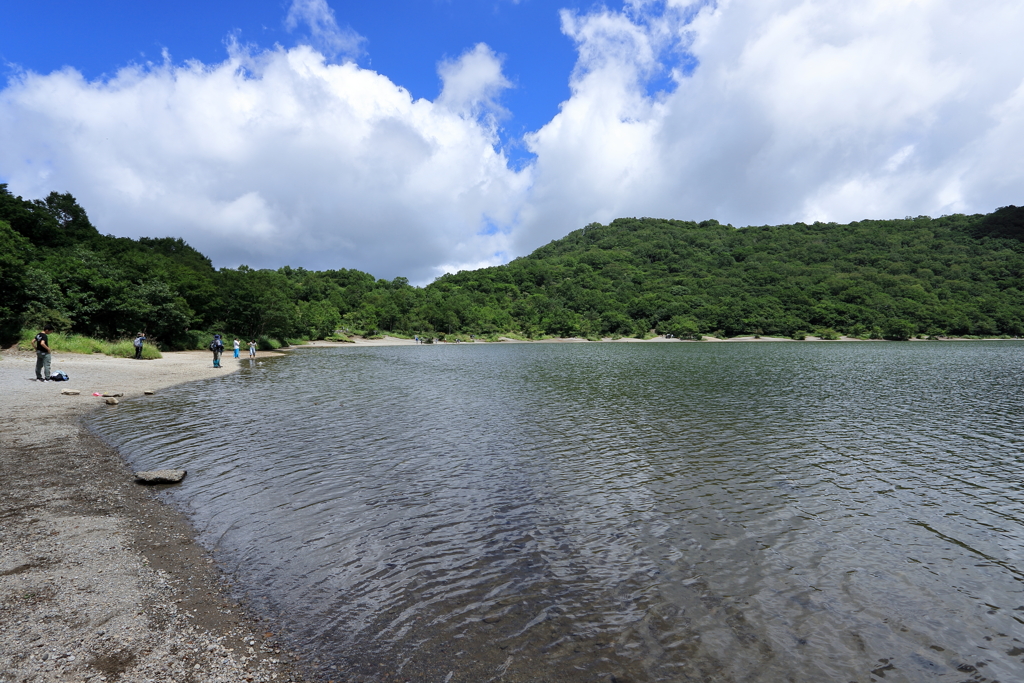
[432,210,1024,340]
[2,182,1023,347]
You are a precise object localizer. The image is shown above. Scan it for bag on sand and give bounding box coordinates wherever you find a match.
[50,371,69,382]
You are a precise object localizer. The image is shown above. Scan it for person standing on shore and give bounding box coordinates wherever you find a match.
[210,334,224,368]
[33,325,53,381]
[133,332,146,360]
[248,340,257,357]
[233,338,240,358]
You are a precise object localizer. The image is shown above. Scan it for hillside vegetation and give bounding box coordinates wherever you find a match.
[2,183,1022,346]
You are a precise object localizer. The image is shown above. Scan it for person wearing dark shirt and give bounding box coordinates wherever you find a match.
[33,325,53,381]
[210,334,224,368]
[133,332,146,360]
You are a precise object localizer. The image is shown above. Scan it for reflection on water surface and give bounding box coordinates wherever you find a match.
[89,342,1024,682]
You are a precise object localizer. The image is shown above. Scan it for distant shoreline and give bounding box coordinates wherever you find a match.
[328,334,1021,346]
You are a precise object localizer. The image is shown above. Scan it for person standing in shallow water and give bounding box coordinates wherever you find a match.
[233,338,240,358]
[248,340,257,358]
[33,325,53,381]
[210,334,224,368]
[133,332,146,360]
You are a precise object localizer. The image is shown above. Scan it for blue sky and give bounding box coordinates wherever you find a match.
[1,1,598,164]
[1,1,1023,283]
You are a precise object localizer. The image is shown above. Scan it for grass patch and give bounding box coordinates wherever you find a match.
[18,330,162,358]
[103,340,163,359]
[325,333,354,343]
[257,336,282,351]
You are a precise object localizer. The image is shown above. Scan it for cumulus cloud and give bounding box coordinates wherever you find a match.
[517,0,1024,250]
[437,43,512,122]
[0,43,527,282]
[0,0,1022,280]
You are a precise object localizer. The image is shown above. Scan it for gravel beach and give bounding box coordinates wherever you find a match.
[0,347,309,683]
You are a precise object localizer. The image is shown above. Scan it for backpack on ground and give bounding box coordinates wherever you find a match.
[50,371,69,382]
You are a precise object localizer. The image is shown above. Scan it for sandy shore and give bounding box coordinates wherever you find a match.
[0,348,308,683]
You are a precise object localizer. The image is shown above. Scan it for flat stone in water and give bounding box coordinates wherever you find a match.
[135,470,187,484]
[61,389,80,395]
[104,398,119,405]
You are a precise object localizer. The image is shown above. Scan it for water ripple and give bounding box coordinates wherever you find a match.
[88,341,1024,682]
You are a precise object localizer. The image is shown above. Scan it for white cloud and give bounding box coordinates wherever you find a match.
[0,43,527,282]
[284,0,364,61]
[1,0,1022,281]
[517,0,1024,251]
[437,43,512,122]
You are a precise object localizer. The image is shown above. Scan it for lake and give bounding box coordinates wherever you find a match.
[87,341,1024,682]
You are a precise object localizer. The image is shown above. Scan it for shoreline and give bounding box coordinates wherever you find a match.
[0,348,309,683]
[3,335,1017,681]
[333,334,1020,345]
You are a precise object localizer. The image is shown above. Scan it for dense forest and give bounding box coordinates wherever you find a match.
[1,183,1023,348]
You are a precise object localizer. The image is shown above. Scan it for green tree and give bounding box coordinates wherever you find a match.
[0,220,34,344]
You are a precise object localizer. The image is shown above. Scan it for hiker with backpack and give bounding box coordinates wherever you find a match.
[210,334,225,368]
[133,332,146,360]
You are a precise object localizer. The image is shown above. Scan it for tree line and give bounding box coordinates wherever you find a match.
[2,183,1022,347]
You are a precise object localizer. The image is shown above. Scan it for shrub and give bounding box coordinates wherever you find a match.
[658,315,701,340]
[816,328,841,340]
[883,319,914,341]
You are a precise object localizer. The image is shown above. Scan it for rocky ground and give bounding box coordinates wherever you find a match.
[0,349,311,683]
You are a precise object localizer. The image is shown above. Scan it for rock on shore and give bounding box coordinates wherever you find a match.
[135,469,187,484]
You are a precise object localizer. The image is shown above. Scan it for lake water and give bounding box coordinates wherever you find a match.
[88,341,1024,682]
